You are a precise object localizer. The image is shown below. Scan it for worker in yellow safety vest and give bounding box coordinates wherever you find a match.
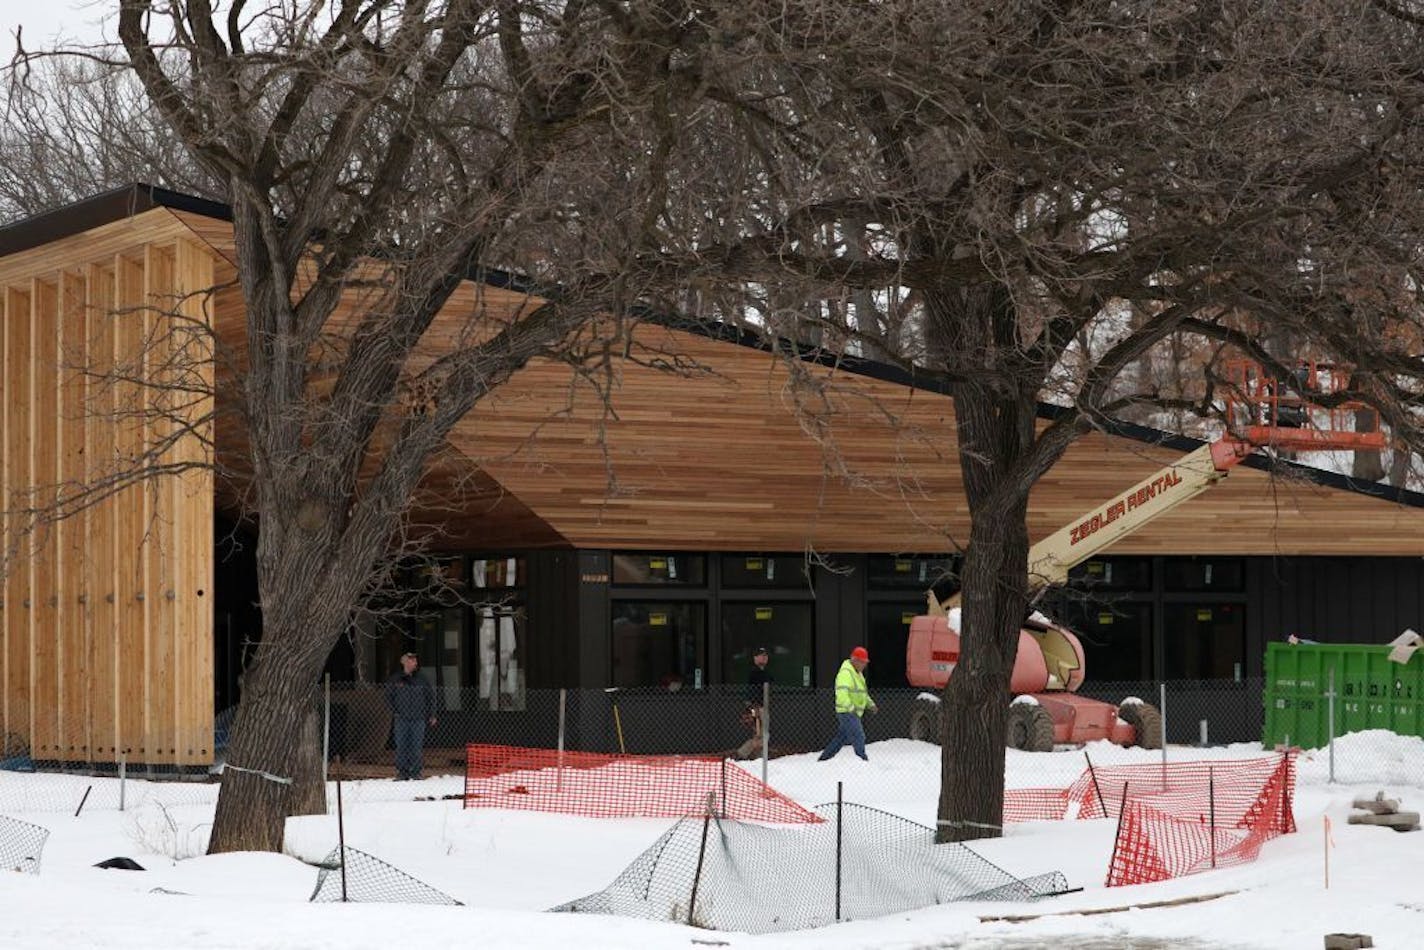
[818,646,878,762]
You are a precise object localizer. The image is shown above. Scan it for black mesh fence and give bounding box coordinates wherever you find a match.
[320,679,1275,770]
[7,674,1422,812]
[0,814,48,873]
[552,798,1069,933]
[309,846,462,905]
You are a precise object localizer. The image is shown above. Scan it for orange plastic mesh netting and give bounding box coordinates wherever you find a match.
[1104,753,1296,887]
[463,744,821,824]
[1002,752,1297,887]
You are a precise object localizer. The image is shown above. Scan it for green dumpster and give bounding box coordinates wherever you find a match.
[1263,641,1424,748]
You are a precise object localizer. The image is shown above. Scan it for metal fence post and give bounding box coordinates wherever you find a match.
[557,688,567,792]
[1106,780,1130,885]
[336,777,348,902]
[719,759,728,818]
[760,681,770,791]
[1159,682,1168,789]
[1085,750,1108,818]
[322,673,330,786]
[1327,666,1336,784]
[1209,767,1216,869]
[688,793,715,926]
[835,780,844,922]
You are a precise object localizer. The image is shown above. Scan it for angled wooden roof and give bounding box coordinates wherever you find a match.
[5,185,1424,556]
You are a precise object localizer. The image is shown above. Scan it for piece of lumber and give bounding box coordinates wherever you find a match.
[1324,934,1374,949]
[978,889,1239,923]
[1346,811,1419,831]
[1351,795,1400,814]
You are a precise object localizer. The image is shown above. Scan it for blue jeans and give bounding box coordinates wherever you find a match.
[394,717,426,778]
[819,712,867,760]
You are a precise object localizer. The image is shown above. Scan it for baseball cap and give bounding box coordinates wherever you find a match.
[754,646,769,656]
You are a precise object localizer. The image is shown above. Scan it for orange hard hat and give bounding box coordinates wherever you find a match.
[850,646,869,662]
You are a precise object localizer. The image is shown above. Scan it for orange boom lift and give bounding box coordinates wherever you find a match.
[906,360,1388,751]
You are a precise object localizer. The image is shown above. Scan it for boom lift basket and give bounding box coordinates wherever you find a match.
[1222,359,1388,451]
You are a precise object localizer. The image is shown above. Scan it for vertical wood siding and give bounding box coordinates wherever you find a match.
[0,233,215,767]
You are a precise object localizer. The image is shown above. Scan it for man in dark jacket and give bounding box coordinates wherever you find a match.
[736,646,774,759]
[385,653,437,780]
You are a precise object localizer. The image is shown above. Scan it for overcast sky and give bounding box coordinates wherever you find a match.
[0,0,111,63]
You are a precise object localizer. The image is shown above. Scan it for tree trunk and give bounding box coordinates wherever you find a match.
[208,547,350,853]
[288,695,328,817]
[935,505,1030,843]
[921,279,1042,843]
[209,657,324,853]
[1353,409,1386,482]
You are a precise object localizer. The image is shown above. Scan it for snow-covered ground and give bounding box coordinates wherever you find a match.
[2,733,1422,949]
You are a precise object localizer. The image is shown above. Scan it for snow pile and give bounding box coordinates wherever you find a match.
[4,733,1424,948]
[1294,730,1424,786]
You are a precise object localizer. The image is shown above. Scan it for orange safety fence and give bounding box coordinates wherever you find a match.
[1003,752,1296,887]
[1105,753,1295,887]
[463,744,821,824]
[1001,786,1072,823]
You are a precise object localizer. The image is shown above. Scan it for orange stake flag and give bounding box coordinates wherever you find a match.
[1323,815,1336,889]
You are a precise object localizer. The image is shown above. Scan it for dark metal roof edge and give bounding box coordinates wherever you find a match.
[10,185,1423,511]
[0,183,233,259]
[1034,402,1424,509]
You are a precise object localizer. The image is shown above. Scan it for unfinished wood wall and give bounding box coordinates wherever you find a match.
[0,218,215,768]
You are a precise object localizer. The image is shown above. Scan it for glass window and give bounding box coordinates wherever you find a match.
[1163,558,1244,592]
[865,555,958,590]
[611,601,708,690]
[468,555,527,710]
[611,554,707,586]
[1163,602,1245,680]
[1067,557,1153,591]
[865,603,920,688]
[471,555,526,589]
[720,554,812,589]
[1054,599,1154,683]
[721,602,814,688]
[471,602,526,711]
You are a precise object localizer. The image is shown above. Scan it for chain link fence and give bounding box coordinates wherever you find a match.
[3,677,1422,816]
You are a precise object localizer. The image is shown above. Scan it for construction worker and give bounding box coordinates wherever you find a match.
[818,646,877,762]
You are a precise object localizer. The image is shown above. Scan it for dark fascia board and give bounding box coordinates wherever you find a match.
[1030,402,1424,510]
[10,183,1424,512]
[0,182,232,258]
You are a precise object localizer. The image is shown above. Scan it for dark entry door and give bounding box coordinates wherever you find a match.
[1163,602,1245,680]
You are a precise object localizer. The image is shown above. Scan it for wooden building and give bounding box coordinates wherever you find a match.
[5,184,1424,766]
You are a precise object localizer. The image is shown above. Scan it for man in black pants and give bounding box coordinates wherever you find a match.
[736,646,774,759]
[385,652,437,780]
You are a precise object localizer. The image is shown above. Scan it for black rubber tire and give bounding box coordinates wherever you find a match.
[908,697,942,744]
[1006,701,1055,752]
[1119,701,1163,750]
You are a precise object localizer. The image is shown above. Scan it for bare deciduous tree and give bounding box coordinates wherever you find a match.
[625,0,1424,840]
[12,0,1424,857]
[1,54,219,220]
[104,0,716,853]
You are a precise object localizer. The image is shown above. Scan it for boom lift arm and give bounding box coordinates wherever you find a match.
[928,438,1252,616]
